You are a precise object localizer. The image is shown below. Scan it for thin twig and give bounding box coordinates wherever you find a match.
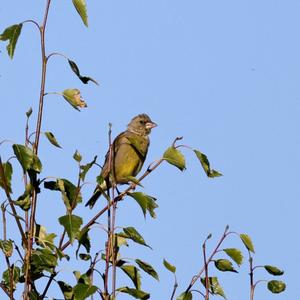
[2,204,7,240]
[0,157,27,246]
[104,124,113,298]
[111,198,117,297]
[109,124,118,298]
[172,136,183,147]
[22,20,41,31]
[5,257,14,300]
[46,52,68,62]
[33,0,51,153]
[0,140,14,146]
[253,279,268,291]
[249,252,254,300]
[0,282,13,299]
[169,274,178,300]
[26,1,52,297]
[1,206,14,299]
[203,241,209,300]
[58,230,66,249]
[24,113,30,237]
[40,271,57,299]
[14,244,24,262]
[90,252,101,300]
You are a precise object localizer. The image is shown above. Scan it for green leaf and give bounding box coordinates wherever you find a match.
[267,280,286,293]
[34,224,56,249]
[68,59,99,85]
[127,136,149,157]
[57,178,82,209]
[0,24,23,58]
[73,150,82,162]
[72,0,88,27]
[2,265,20,290]
[115,234,129,248]
[76,228,91,255]
[146,194,158,218]
[44,179,82,210]
[223,248,243,266]
[62,88,87,110]
[264,265,284,276]
[79,253,91,261]
[240,234,255,253]
[56,248,70,261]
[193,149,222,178]
[80,156,97,181]
[163,147,186,171]
[214,259,238,273]
[120,227,151,248]
[59,214,83,244]
[125,176,143,187]
[117,287,150,299]
[13,144,42,173]
[0,239,13,257]
[73,283,97,300]
[68,59,80,76]
[163,259,176,273]
[58,281,74,300]
[201,277,226,299]
[76,270,93,285]
[73,271,92,285]
[129,192,158,218]
[0,161,13,193]
[209,169,223,177]
[26,107,33,118]
[73,271,82,282]
[45,131,62,148]
[31,248,57,273]
[135,259,159,281]
[14,183,32,211]
[120,265,141,289]
[176,291,192,300]
[28,290,40,300]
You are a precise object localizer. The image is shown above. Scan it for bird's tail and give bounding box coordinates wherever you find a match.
[85,181,107,208]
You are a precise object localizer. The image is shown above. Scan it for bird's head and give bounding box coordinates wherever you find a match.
[127,114,157,136]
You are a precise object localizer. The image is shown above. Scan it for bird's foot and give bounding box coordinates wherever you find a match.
[129,183,137,191]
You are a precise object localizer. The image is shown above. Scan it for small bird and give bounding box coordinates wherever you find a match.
[86,114,157,208]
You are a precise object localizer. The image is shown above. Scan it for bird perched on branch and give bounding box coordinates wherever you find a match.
[86,113,157,208]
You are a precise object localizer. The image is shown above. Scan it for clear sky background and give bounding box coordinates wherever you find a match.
[1,1,299,299]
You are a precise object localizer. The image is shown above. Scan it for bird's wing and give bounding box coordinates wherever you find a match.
[100,131,129,179]
[125,134,149,160]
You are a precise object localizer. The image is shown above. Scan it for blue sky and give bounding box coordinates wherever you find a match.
[1,1,300,299]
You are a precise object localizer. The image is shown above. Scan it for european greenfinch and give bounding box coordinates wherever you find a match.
[86,114,157,208]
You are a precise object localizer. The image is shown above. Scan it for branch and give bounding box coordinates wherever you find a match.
[203,240,209,300]
[185,226,230,293]
[61,157,165,251]
[26,0,53,296]
[42,146,167,297]
[169,274,178,300]
[0,282,13,299]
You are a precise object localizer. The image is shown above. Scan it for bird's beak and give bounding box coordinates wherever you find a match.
[146,121,157,129]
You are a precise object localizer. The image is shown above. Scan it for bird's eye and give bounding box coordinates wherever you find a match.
[139,120,145,125]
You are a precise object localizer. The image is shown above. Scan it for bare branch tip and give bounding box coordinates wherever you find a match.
[172,136,183,147]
